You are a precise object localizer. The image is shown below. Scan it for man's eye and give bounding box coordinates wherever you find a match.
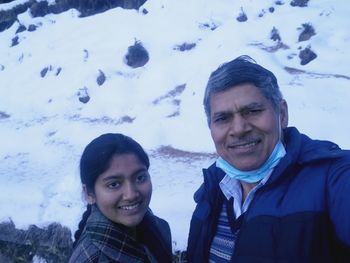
[242,108,263,117]
[213,115,228,123]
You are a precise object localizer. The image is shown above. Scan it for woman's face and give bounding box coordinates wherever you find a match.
[87,153,152,227]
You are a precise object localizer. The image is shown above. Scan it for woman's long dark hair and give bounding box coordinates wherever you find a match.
[73,133,150,247]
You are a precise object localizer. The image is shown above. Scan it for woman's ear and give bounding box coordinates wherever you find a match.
[83,184,96,205]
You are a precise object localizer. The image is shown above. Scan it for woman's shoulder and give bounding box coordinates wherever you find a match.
[140,210,173,262]
[144,210,171,235]
[68,237,102,263]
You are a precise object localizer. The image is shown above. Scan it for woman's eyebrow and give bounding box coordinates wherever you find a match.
[102,168,147,181]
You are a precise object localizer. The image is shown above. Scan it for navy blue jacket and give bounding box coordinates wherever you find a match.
[187,127,350,263]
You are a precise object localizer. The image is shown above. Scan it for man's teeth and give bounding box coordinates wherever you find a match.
[120,203,140,210]
[235,141,258,148]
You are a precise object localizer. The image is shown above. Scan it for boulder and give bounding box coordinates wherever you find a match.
[124,41,149,68]
[299,46,317,65]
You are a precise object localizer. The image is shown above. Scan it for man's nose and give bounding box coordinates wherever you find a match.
[229,114,251,136]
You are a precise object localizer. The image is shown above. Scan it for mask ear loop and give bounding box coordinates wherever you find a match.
[277,100,284,142]
[278,114,282,141]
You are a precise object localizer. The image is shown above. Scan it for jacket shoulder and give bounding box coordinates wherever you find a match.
[284,127,347,164]
[193,162,225,203]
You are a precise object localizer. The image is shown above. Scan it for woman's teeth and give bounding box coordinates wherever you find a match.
[119,203,140,210]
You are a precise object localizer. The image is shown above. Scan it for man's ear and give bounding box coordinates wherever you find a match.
[279,99,288,129]
[83,184,96,205]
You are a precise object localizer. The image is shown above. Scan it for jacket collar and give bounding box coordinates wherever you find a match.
[283,126,343,164]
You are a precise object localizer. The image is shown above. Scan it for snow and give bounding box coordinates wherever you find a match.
[0,0,349,252]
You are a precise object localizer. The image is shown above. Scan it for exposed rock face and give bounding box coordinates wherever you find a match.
[0,221,73,263]
[0,0,148,33]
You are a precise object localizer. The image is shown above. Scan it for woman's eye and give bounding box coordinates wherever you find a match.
[107,181,121,189]
[136,173,148,183]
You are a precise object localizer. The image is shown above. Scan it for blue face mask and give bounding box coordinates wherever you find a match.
[216,141,286,183]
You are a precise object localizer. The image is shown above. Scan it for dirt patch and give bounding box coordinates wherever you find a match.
[284,67,350,80]
[151,145,217,163]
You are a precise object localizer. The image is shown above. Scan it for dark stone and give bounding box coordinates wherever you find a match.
[199,22,218,31]
[275,0,285,5]
[11,36,19,47]
[124,41,149,68]
[27,24,37,32]
[270,27,281,41]
[237,8,248,22]
[15,24,27,34]
[269,7,275,13]
[83,49,89,62]
[299,46,317,65]
[0,111,10,119]
[0,64,4,71]
[142,8,148,14]
[56,67,62,76]
[290,0,309,7]
[174,42,196,52]
[78,87,90,104]
[41,67,49,78]
[97,70,106,86]
[79,96,90,104]
[298,23,316,42]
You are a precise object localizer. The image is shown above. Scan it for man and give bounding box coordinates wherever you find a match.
[187,55,350,262]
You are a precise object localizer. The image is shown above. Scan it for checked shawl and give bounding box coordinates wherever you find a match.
[69,206,172,262]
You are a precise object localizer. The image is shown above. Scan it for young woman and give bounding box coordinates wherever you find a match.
[69,133,172,263]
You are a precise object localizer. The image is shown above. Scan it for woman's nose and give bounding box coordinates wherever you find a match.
[122,182,139,201]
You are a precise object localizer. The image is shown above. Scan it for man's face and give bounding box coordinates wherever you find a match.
[209,83,288,171]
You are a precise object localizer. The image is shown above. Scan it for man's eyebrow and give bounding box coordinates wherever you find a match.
[242,102,265,109]
[212,111,231,117]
